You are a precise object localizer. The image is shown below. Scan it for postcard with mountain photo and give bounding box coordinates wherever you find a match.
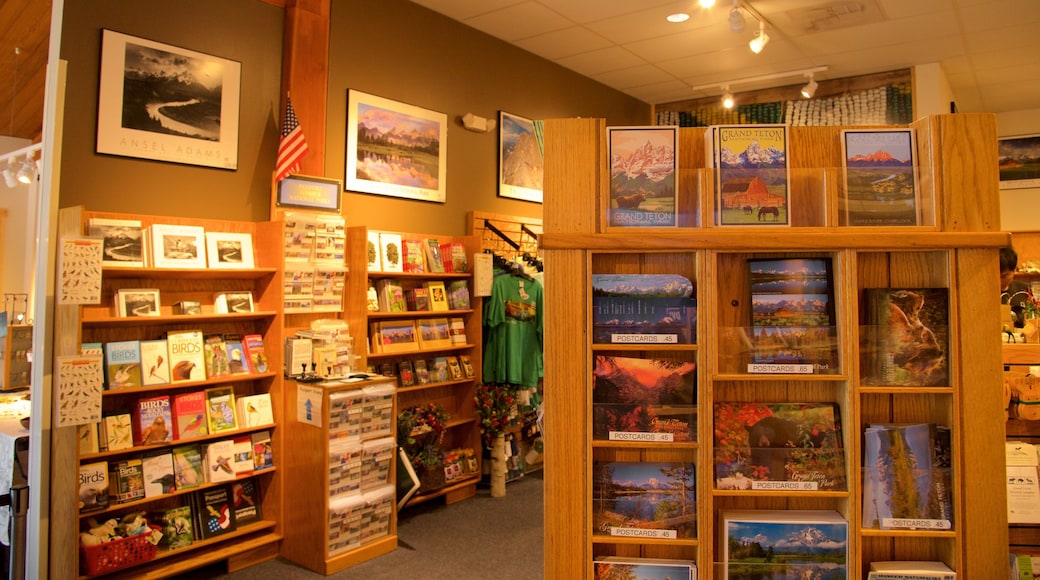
[841,128,920,226]
[710,124,790,226]
[592,354,696,442]
[606,126,677,228]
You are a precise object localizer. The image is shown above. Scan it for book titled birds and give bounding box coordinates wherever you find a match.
[78,461,109,512]
[133,395,172,445]
[104,340,142,389]
[109,458,145,503]
[167,329,206,383]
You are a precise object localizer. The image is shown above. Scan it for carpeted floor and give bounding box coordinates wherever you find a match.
[187,471,544,579]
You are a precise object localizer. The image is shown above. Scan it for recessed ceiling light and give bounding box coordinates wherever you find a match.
[667,12,690,23]
[699,0,717,7]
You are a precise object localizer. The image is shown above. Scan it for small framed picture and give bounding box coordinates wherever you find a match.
[214,291,254,314]
[205,232,255,269]
[115,288,161,317]
[150,224,207,269]
[999,134,1040,189]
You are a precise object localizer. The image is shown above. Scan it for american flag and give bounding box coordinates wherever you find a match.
[275,95,309,182]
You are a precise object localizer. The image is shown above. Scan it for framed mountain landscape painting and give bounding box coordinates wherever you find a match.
[607,126,677,228]
[498,111,543,203]
[841,129,920,225]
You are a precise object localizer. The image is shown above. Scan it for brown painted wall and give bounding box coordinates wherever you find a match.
[57,0,650,232]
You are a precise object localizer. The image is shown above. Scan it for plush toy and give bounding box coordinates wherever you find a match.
[119,512,150,537]
[79,518,119,547]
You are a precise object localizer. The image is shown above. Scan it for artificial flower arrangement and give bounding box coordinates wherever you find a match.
[397,403,450,473]
[474,382,518,449]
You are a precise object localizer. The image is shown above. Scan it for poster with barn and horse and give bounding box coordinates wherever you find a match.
[709,124,790,226]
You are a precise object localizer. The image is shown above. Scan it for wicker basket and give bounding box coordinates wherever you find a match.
[80,527,159,577]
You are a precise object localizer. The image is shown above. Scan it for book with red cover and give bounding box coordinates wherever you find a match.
[172,391,208,439]
[401,238,426,273]
[133,394,172,445]
[242,334,269,374]
[440,242,468,273]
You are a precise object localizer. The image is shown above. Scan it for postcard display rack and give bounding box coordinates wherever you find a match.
[51,207,285,579]
[343,226,483,506]
[540,114,1009,579]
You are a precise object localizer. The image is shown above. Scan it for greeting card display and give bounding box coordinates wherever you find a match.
[591,274,696,344]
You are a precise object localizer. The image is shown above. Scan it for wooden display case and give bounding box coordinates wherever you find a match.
[51,207,285,579]
[541,114,1008,578]
[0,324,31,390]
[344,226,483,506]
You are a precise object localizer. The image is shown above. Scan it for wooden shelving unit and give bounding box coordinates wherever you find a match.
[541,114,1009,578]
[1004,343,1040,560]
[51,207,285,579]
[344,226,483,506]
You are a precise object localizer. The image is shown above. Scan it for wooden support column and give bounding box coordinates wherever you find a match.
[279,0,329,179]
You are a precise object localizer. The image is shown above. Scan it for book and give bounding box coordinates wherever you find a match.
[133,394,172,445]
[80,342,103,356]
[203,333,231,379]
[103,340,142,389]
[862,288,950,387]
[251,430,274,471]
[214,291,254,314]
[405,286,430,311]
[152,504,193,550]
[108,458,145,503]
[172,300,202,315]
[458,354,474,378]
[417,317,452,349]
[376,278,407,313]
[193,485,237,539]
[204,439,237,483]
[423,238,445,273]
[440,241,468,273]
[747,257,838,374]
[141,451,176,498]
[223,334,249,375]
[231,435,254,475]
[172,390,208,439]
[868,561,955,580]
[205,386,238,433]
[413,359,430,384]
[593,557,696,580]
[373,320,419,354]
[708,124,790,226]
[87,217,144,267]
[242,333,269,374]
[77,423,100,455]
[149,223,207,268]
[398,360,415,387]
[78,460,109,512]
[591,274,697,344]
[445,355,463,380]
[366,230,382,271]
[713,401,846,491]
[592,461,696,539]
[593,355,696,442]
[172,444,205,489]
[862,423,953,530]
[237,392,274,427]
[101,411,133,451]
[448,317,467,345]
[231,478,263,525]
[425,280,449,311]
[446,279,471,310]
[1007,441,1040,523]
[378,232,403,272]
[721,509,848,577]
[401,238,426,273]
[284,337,313,376]
[139,339,170,386]
[841,128,920,226]
[166,329,207,383]
[430,357,449,383]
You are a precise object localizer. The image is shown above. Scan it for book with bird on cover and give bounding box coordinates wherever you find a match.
[141,451,176,498]
[172,390,208,439]
[133,394,172,445]
[103,340,142,389]
[236,393,274,427]
[139,339,170,386]
[205,386,239,433]
[166,329,206,383]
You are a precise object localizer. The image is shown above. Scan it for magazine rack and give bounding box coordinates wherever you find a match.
[541,114,1008,579]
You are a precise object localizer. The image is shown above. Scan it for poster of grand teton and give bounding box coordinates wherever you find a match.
[841,129,920,226]
[711,125,789,226]
[607,126,677,227]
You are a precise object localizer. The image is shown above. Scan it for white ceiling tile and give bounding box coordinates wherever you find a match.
[556,46,647,76]
[593,65,675,89]
[463,2,574,42]
[409,0,522,21]
[513,26,612,60]
[534,0,681,24]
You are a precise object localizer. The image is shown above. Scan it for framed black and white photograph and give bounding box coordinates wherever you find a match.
[214,291,255,314]
[149,224,207,269]
[999,134,1040,190]
[498,111,543,203]
[205,232,255,269]
[115,288,161,317]
[96,29,241,169]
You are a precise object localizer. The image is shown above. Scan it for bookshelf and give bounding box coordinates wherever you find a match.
[344,226,483,506]
[52,207,284,579]
[1004,343,1040,561]
[541,114,1009,578]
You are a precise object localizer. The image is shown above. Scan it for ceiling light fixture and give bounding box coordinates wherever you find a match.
[15,154,34,184]
[749,20,769,54]
[729,0,745,32]
[1,158,17,188]
[667,12,690,23]
[698,0,717,8]
[801,74,819,99]
[692,66,829,102]
[721,87,735,109]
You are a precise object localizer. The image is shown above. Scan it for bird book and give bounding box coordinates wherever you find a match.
[172,390,208,439]
[139,339,170,386]
[172,444,205,490]
[204,439,237,483]
[78,460,109,513]
[133,394,172,445]
[100,411,133,451]
[203,333,230,379]
[205,386,239,433]
[141,450,176,498]
[231,478,263,526]
[242,333,269,374]
[223,334,249,375]
[193,484,237,539]
[166,329,206,383]
[103,340,142,389]
[108,458,145,503]
[152,504,193,550]
[236,393,274,427]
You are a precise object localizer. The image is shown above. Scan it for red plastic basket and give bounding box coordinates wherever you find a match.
[79,526,159,576]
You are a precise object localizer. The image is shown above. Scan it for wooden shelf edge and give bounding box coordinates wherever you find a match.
[369,308,475,320]
[397,378,476,394]
[322,534,398,574]
[367,344,477,359]
[404,474,480,507]
[368,271,470,279]
[592,536,698,547]
[99,372,278,396]
[80,425,278,462]
[82,311,278,328]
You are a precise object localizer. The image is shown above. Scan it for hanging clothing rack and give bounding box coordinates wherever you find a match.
[483,219,521,251]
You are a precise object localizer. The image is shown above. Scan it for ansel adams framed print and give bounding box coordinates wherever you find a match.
[96,29,241,169]
[999,134,1040,190]
[498,111,543,203]
[205,232,255,269]
[345,89,447,203]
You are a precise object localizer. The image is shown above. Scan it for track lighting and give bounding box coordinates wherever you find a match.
[698,0,716,7]
[1,153,36,188]
[16,157,33,184]
[729,0,745,32]
[749,21,769,54]
[1,158,17,188]
[721,87,735,109]
[801,74,819,99]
